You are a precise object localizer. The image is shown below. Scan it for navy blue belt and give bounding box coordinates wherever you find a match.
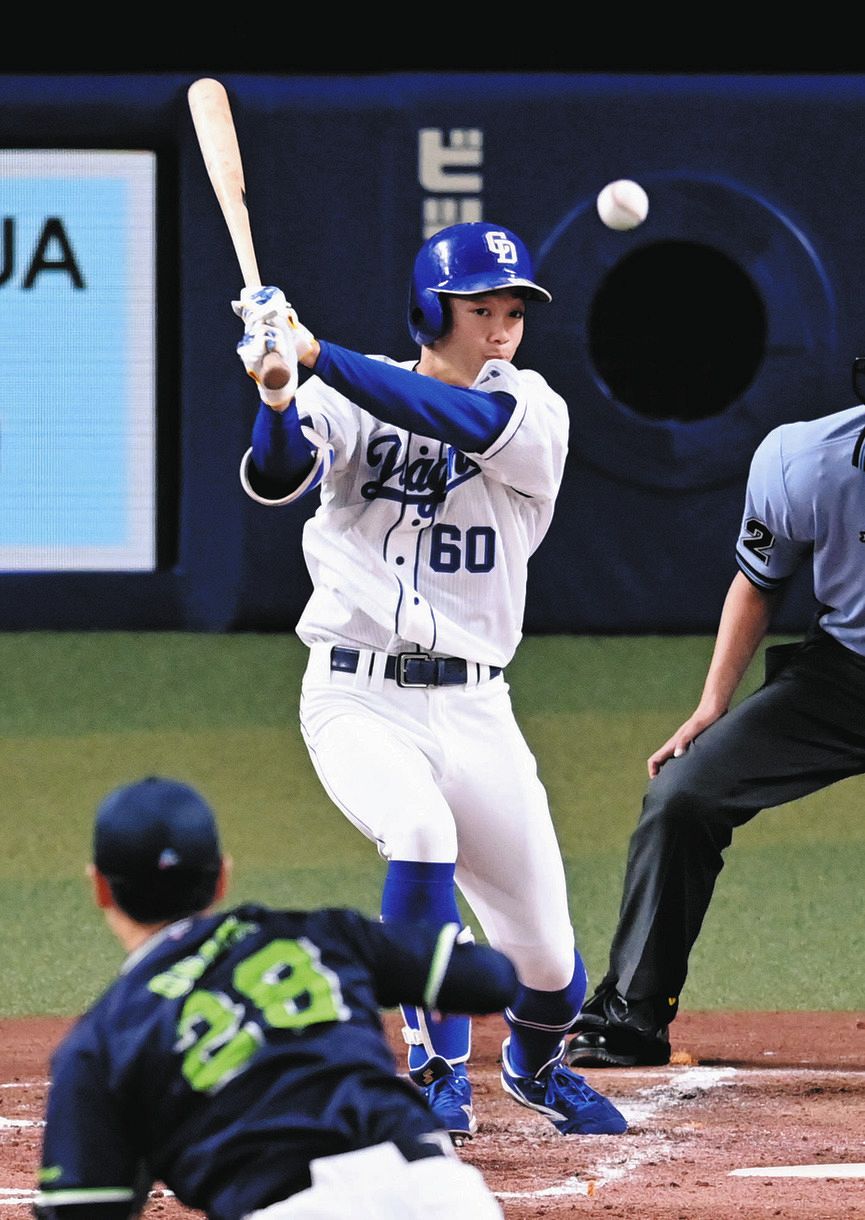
[330,647,501,688]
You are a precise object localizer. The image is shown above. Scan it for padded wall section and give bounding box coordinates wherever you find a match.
[0,73,861,631]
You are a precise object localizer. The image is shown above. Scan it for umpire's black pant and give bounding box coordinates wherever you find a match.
[600,626,865,1019]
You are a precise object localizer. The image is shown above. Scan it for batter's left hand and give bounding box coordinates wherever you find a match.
[232,286,317,363]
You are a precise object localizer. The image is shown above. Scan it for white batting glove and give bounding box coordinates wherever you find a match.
[231,286,316,362]
[236,315,298,409]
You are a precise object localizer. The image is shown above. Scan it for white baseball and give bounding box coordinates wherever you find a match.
[596,179,649,231]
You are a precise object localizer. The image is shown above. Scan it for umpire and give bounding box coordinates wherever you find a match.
[34,777,515,1219]
[569,388,865,1068]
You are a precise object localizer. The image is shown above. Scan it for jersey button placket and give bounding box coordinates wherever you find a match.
[392,439,435,637]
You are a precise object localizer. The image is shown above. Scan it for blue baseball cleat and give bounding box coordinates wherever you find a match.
[410,1055,478,1142]
[500,1038,628,1135]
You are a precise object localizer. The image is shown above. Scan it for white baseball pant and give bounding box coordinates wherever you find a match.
[243,1140,504,1219]
[299,643,576,990]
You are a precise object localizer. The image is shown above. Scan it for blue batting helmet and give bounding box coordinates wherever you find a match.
[407,222,552,346]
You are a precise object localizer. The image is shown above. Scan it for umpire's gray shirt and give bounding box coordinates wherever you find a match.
[736,405,865,657]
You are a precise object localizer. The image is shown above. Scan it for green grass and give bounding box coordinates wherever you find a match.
[1,631,861,1016]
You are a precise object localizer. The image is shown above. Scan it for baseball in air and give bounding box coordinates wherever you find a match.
[596,179,649,230]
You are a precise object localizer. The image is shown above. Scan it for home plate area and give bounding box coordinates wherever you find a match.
[0,1011,863,1219]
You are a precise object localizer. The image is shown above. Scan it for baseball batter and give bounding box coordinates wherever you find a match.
[231,222,627,1139]
[570,391,865,1068]
[35,777,515,1220]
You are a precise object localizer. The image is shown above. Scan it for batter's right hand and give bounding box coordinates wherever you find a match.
[236,315,298,409]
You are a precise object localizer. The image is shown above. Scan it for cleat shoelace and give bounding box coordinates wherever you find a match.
[545,1065,606,1105]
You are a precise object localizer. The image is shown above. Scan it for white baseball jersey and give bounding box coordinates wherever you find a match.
[241,354,569,669]
[735,405,865,657]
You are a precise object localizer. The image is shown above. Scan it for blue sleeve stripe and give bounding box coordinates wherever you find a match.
[736,553,785,590]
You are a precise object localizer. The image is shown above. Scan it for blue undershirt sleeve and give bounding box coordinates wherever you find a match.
[248,401,318,494]
[314,339,516,452]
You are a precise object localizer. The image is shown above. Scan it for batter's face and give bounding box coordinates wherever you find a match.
[441,290,526,371]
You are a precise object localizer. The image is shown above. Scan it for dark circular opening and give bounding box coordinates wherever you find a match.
[588,241,768,421]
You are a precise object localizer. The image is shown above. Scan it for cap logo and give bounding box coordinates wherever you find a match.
[484,230,517,265]
[158,848,180,870]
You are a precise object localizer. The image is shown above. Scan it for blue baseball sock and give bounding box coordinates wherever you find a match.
[381,860,471,1071]
[506,951,588,1077]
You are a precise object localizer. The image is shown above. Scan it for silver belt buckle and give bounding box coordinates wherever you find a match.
[397,651,433,687]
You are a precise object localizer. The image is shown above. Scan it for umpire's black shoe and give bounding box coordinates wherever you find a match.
[566,989,672,1068]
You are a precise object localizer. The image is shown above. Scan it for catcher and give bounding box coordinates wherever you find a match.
[33,776,517,1219]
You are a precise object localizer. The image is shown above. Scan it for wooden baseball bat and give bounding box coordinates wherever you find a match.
[187,77,290,390]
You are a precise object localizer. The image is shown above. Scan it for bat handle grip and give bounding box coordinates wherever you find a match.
[261,351,292,391]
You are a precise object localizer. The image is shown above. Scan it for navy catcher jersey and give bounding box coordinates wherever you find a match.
[735,406,865,656]
[36,905,516,1220]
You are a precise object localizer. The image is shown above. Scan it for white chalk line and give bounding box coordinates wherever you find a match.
[0,1079,40,1204]
[497,1065,737,1199]
[0,1080,45,1130]
[0,1190,178,1205]
[0,1080,45,1205]
[731,1163,865,1179]
[0,1192,179,1208]
[0,1187,178,1206]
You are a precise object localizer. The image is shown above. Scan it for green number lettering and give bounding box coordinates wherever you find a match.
[173,937,349,1093]
[233,938,348,1029]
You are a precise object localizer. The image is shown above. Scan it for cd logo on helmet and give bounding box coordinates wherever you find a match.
[484,231,518,264]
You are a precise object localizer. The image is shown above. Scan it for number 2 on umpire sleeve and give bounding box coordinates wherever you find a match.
[175,937,350,1093]
[741,517,775,565]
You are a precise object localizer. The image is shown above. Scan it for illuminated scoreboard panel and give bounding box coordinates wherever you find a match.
[0,150,156,571]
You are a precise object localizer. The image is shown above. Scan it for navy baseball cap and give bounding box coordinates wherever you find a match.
[94,777,222,921]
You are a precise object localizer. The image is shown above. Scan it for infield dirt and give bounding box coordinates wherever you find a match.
[3,1010,864,1219]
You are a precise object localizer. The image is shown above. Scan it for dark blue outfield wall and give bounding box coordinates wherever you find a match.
[2,72,862,633]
